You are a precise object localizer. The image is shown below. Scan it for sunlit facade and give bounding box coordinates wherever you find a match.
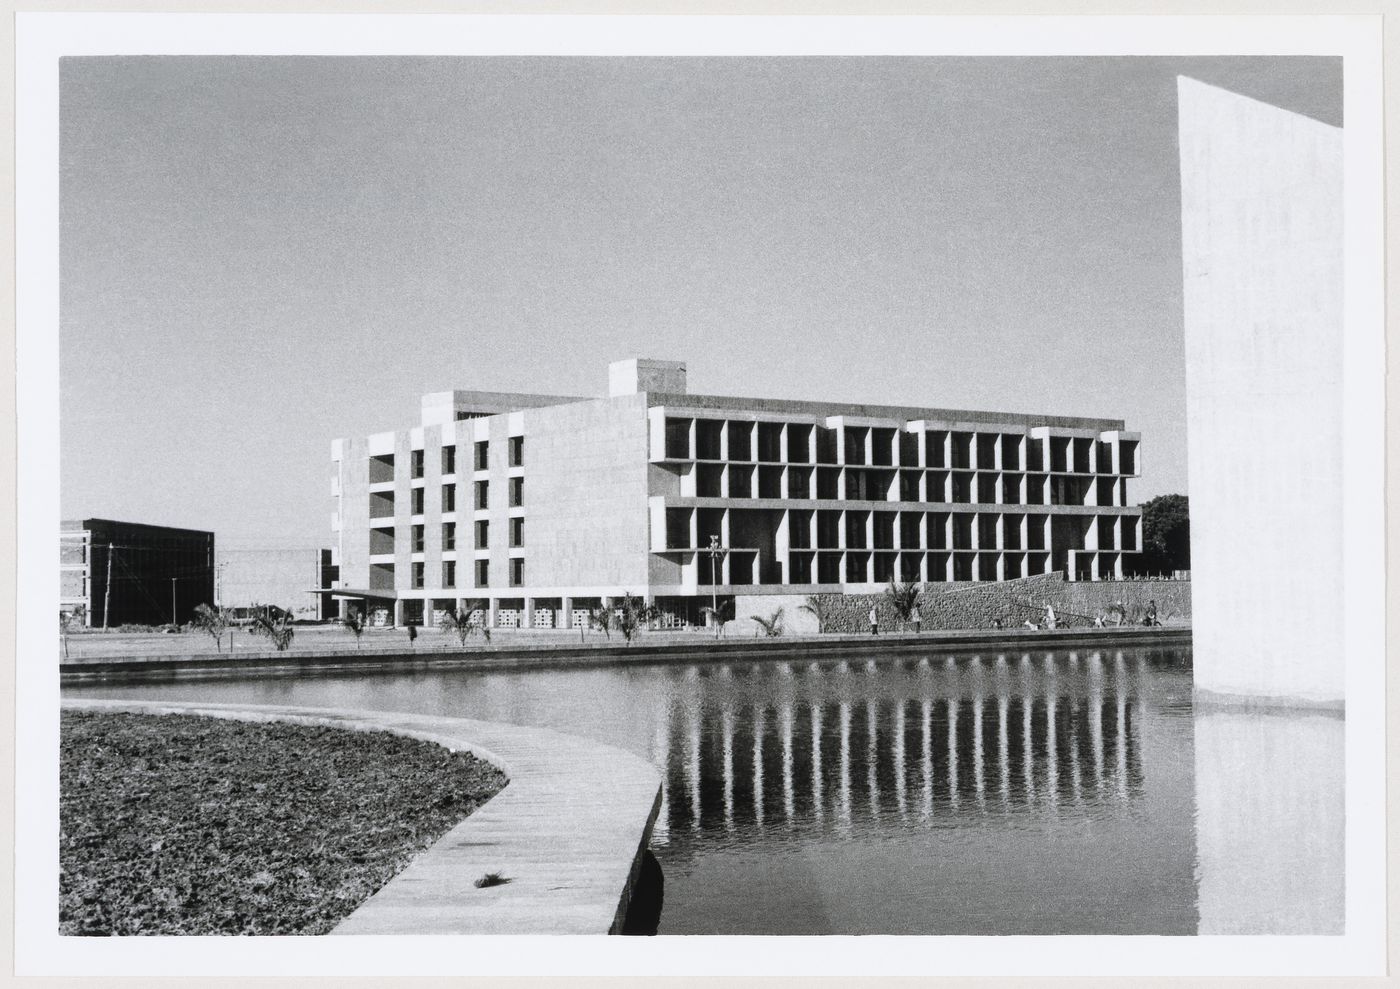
[330,359,1141,627]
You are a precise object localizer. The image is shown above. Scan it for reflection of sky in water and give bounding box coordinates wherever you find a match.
[68,645,1337,935]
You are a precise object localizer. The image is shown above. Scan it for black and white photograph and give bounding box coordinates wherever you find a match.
[13,12,1387,980]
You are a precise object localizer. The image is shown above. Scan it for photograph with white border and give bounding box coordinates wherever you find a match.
[15,12,1386,979]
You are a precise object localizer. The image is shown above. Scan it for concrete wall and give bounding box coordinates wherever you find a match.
[336,436,371,593]
[1194,706,1343,932]
[524,393,652,591]
[1178,78,1343,704]
[218,547,328,616]
[736,574,1190,634]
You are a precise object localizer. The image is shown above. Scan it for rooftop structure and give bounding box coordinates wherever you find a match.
[330,359,1141,629]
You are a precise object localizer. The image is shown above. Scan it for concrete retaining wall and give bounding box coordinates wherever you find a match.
[61,626,1191,685]
[60,699,662,935]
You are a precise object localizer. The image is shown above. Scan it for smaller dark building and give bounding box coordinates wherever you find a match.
[60,518,215,628]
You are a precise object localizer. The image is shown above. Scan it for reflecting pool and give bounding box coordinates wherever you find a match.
[67,646,1201,934]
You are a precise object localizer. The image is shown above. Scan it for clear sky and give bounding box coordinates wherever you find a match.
[59,55,1341,548]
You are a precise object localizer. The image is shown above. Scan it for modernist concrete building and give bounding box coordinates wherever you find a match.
[60,518,216,627]
[216,545,338,620]
[330,359,1141,628]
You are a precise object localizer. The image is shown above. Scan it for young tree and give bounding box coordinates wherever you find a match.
[343,609,366,649]
[439,601,491,648]
[617,593,659,645]
[60,605,87,659]
[799,595,833,634]
[1140,494,1191,575]
[750,607,784,637]
[587,605,615,641]
[190,602,231,653]
[248,605,295,652]
[884,581,922,631]
[700,599,733,638]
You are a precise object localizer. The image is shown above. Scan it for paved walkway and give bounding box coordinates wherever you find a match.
[61,699,663,935]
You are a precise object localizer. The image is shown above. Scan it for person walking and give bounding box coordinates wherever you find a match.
[869,605,879,635]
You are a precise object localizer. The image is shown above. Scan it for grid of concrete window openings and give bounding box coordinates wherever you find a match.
[331,359,1141,629]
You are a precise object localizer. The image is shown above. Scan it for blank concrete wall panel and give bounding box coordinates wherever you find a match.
[338,436,371,591]
[524,394,651,590]
[1179,78,1343,703]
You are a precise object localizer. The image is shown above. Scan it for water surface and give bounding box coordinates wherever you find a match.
[67,645,1198,935]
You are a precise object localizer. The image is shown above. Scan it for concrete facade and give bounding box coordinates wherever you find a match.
[1179,78,1343,705]
[331,359,1142,628]
[217,546,336,620]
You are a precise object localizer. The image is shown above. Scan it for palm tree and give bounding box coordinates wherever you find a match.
[700,599,733,638]
[587,605,615,640]
[248,605,295,652]
[617,593,659,645]
[343,608,366,648]
[884,580,922,632]
[799,595,833,634]
[439,601,491,648]
[60,604,87,659]
[190,602,231,652]
[750,607,784,637]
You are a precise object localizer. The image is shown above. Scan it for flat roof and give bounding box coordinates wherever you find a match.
[63,518,216,539]
[644,392,1126,432]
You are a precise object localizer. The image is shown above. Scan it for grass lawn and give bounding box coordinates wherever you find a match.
[60,711,507,935]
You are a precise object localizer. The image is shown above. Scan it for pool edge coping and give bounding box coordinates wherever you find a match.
[60,698,663,936]
[60,626,1193,684]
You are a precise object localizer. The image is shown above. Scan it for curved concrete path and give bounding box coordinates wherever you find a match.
[61,699,663,935]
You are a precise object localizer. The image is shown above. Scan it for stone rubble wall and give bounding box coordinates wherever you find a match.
[786,573,1191,633]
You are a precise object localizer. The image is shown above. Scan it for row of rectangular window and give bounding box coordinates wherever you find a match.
[385,477,525,517]
[410,558,525,589]
[665,507,1136,554]
[663,418,1137,475]
[684,465,1124,507]
[407,438,527,479]
[411,519,526,553]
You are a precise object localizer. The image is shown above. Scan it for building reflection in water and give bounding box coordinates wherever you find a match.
[67,643,1200,935]
[648,650,1149,852]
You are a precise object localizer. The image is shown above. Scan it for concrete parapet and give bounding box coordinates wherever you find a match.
[60,626,1191,685]
[60,699,663,935]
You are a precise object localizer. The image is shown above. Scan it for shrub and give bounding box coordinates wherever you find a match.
[799,595,833,634]
[750,607,784,637]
